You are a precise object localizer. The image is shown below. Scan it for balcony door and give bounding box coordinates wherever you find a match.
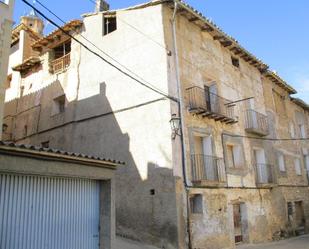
[254,149,267,183]
[202,136,216,180]
[204,84,217,113]
[193,135,215,181]
[249,99,258,129]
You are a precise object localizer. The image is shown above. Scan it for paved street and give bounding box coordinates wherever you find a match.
[115,237,159,249]
[239,235,309,249]
[116,235,309,249]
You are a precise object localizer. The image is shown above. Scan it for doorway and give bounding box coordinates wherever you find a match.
[295,201,305,230]
[233,204,243,243]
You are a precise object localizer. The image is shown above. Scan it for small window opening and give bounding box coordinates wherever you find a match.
[150,189,155,196]
[6,74,12,89]
[104,16,117,35]
[41,141,50,148]
[52,95,66,115]
[2,124,8,133]
[287,202,293,216]
[231,56,240,68]
[190,194,203,214]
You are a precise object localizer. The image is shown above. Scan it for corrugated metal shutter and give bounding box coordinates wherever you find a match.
[0,174,100,249]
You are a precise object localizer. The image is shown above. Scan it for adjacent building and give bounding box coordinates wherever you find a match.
[2,1,309,249]
[0,3,121,249]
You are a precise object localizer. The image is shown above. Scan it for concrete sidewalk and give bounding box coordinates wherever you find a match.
[238,234,309,249]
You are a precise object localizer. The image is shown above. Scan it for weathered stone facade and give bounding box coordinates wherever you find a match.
[3,1,309,249]
[0,0,15,139]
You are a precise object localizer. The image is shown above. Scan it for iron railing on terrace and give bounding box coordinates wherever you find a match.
[186,86,238,124]
[51,53,71,74]
[255,163,275,185]
[245,109,269,136]
[191,154,226,183]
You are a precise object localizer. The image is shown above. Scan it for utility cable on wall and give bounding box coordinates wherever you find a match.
[23,0,178,102]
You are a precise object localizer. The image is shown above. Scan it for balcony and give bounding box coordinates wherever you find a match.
[245,109,269,136]
[50,53,71,74]
[191,154,227,186]
[255,163,276,187]
[186,86,238,124]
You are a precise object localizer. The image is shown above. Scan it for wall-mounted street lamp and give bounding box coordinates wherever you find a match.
[170,114,181,139]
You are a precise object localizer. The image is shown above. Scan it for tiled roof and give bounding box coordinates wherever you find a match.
[0,141,125,166]
[265,71,297,94]
[291,97,309,111]
[32,20,83,50]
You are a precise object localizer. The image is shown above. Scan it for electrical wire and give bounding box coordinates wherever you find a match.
[24,0,178,102]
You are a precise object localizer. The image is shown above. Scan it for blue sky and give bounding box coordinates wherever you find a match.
[14,0,309,102]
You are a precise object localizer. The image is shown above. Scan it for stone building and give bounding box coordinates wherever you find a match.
[0,4,122,249]
[0,0,15,138]
[2,1,309,249]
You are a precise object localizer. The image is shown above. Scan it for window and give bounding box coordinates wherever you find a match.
[51,41,71,74]
[5,74,12,89]
[278,153,286,172]
[231,56,240,68]
[52,95,66,115]
[23,125,27,137]
[41,141,50,148]
[226,144,243,168]
[103,16,117,35]
[190,194,203,214]
[53,41,71,60]
[294,158,302,176]
[287,202,293,216]
[2,123,8,133]
[227,145,236,167]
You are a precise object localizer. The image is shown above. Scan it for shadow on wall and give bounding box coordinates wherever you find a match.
[3,80,179,249]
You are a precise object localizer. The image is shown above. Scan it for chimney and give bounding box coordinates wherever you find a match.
[95,0,110,12]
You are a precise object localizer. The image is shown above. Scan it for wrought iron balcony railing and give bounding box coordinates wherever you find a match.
[50,53,71,74]
[245,109,269,136]
[186,86,238,124]
[191,154,226,184]
[255,163,275,185]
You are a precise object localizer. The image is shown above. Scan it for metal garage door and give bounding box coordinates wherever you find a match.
[0,174,100,249]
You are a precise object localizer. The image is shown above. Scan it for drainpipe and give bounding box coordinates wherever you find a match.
[171,1,192,248]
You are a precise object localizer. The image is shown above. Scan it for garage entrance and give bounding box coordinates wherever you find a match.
[0,174,100,249]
